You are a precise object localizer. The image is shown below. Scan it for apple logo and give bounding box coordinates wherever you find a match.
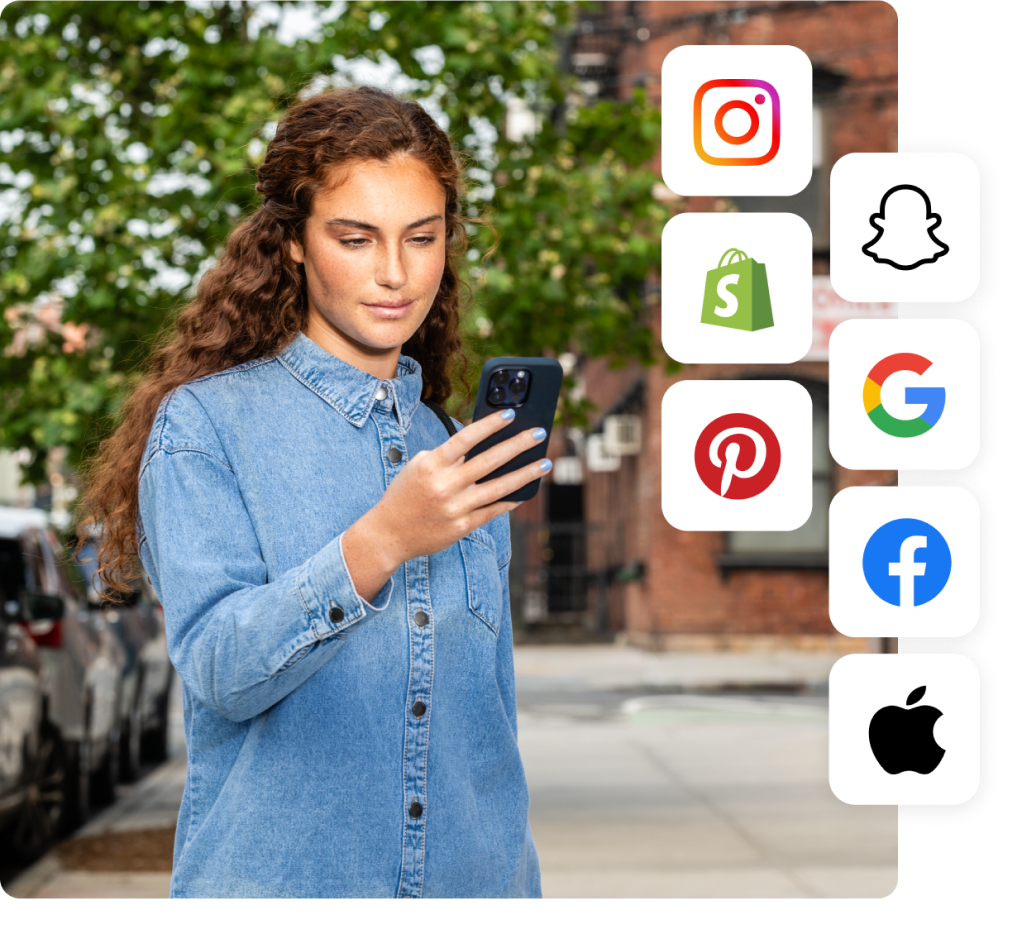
[869,685,946,775]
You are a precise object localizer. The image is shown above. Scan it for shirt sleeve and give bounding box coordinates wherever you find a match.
[138,445,392,723]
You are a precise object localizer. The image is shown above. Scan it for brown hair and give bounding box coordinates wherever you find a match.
[76,85,469,593]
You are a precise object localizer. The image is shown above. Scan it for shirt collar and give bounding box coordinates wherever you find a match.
[276,331,423,433]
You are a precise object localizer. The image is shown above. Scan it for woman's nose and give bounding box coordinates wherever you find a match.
[375,244,408,289]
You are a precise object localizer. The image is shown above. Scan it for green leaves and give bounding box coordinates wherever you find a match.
[0,0,666,482]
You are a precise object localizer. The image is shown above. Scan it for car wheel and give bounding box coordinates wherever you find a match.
[7,727,67,862]
[141,687,169,764]
[62,738,91,831]
[120,704,143,783]
[91,729,120,808]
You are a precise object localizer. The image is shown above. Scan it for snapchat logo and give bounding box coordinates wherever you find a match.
[830,153,979,303]
[862,185,949,271]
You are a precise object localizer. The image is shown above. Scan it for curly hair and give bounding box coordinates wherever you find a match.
[77,85,470,593]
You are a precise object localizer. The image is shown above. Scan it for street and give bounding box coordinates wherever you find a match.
[5,644,896,899]
[516,644,896,898]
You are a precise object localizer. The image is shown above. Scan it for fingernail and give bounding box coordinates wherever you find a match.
[539,458,552,472]
[501,409,515,420]
[532,428,547,441]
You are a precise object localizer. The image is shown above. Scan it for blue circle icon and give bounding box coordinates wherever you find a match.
[862,518,952,607]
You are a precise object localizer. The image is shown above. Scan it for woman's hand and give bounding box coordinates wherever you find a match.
[342,409,550,602]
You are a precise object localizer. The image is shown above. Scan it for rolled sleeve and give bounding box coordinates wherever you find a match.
[138,446,388,723]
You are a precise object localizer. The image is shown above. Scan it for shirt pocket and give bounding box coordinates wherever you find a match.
[458,527,504,636]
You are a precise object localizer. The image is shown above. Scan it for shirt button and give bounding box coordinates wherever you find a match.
[412,701,426,718]
[414,610,429,627]
[387,446,402,464]
[409,801,423,818]
[329,606,344,624]
[375,385,388,401]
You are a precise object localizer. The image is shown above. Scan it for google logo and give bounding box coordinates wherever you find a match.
[863,353,946,437]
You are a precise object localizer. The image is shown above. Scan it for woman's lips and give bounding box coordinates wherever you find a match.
[363,300,414,319]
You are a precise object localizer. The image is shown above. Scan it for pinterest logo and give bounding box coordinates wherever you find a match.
[694,413,781,499]
[663,380,810,531]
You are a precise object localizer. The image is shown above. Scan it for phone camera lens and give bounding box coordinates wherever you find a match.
[488,387,507,405]
[492,370,510,387]
[509,377,527,396]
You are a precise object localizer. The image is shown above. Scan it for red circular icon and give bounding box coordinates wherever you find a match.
[694,413,781,499]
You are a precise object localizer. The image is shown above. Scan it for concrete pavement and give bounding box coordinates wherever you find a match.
[514,643,895,898]
[4,643,895,898]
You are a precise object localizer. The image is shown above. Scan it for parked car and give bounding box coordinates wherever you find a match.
[0,506,83,854]
[0,565,60,863]
[69,531,173,780]
[0,507,175,864]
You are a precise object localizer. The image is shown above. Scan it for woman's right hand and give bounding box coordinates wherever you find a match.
[341,409,550,602]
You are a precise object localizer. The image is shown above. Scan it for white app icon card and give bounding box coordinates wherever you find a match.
[829,654,980,806]
[662,212,812,364]
[829,486,980,638]
[829,318,980,470]
[661,379,812,531]
[661,44,812,196]
[830,153,980,302]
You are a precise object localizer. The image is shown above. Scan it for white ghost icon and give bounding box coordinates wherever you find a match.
[862,185,949,270]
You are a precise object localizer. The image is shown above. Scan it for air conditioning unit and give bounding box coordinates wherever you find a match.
[552,456,583,485]
[586,433,620,472]
[603,415,642,456]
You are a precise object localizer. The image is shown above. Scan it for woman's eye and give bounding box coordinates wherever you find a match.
[410,235,436,246]
[340,237,370,248]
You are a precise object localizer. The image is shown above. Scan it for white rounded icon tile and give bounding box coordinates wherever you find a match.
[830,654,980,805]
[662,212,812,364]
[830,153,980,303]
[829,486,980,638]
[662,44,812,196]
[829,318,980,470]
[662,379,813,531]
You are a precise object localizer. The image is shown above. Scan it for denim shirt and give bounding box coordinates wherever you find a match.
[136,331,541,898]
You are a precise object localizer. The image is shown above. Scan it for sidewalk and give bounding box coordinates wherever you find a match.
[515,646,895,898]
[512,641,842,693]
[5,644,893,899]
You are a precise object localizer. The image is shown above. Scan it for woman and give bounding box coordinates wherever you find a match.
[78,85,546,898]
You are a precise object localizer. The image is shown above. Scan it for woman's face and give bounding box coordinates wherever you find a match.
[291,154,448,376]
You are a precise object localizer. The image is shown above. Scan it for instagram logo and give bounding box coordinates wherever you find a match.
[693,79,780,166]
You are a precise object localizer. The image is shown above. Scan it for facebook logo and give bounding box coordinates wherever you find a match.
[861,518,953,608]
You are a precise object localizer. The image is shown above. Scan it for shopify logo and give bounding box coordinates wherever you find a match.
[863,353,946,438]
[862,518,952,608]
[700,248,774,332]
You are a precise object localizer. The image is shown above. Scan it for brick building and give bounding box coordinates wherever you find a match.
[510,1,898,649]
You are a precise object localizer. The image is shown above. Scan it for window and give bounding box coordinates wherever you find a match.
[723,379,831,567]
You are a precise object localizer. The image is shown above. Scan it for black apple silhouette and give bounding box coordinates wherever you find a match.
[869,685,946,775]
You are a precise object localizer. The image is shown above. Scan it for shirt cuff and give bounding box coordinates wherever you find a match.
[296,531,394,638]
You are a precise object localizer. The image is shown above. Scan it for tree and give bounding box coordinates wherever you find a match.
[0,0,667,486]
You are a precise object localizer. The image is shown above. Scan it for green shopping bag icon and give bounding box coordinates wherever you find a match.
[700,248,774,332]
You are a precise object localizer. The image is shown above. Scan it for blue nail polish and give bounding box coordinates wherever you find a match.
[501,409,515,420]
[539,459,553,472]
[533,428,547,441]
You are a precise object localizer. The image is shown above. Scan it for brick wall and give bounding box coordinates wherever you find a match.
[572,2,898,648]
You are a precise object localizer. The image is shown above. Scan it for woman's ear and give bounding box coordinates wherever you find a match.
[288,238,305,265]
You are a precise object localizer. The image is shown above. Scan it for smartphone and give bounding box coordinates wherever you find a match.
[465,357,563,502]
